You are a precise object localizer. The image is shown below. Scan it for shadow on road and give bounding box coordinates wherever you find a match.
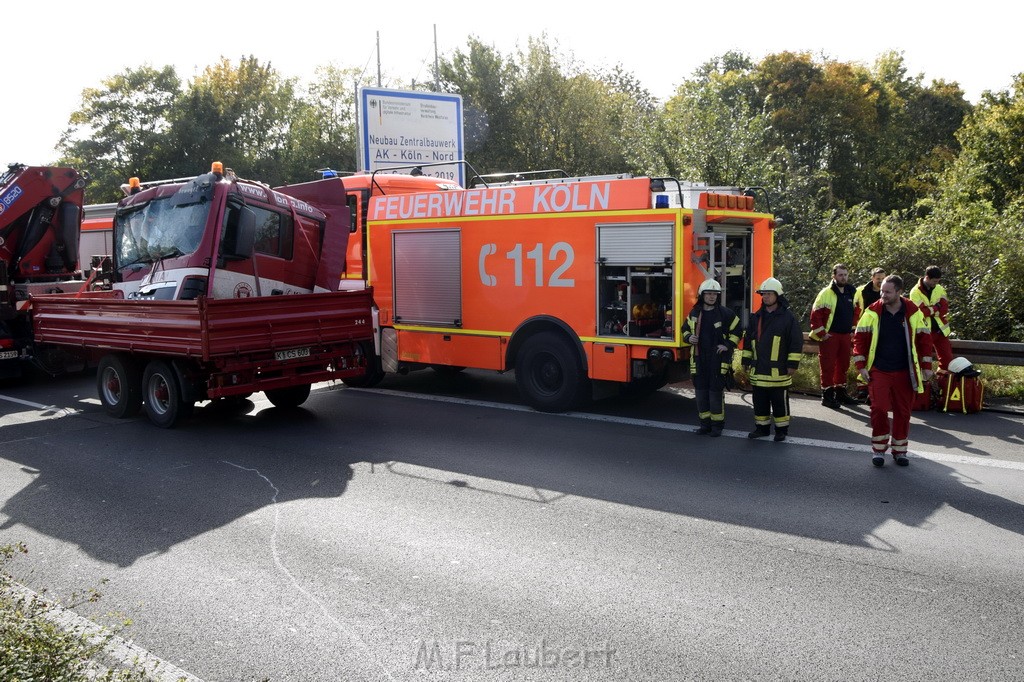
[0,372,1021,568]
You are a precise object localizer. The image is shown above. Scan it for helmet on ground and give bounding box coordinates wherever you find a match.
[756,277,783,295]
[948,356,981,377]
[698,279,722,295]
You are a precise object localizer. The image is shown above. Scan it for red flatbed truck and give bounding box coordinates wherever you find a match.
[24,161,376,427]
[30,288,373,427]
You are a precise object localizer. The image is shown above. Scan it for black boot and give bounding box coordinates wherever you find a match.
[773,426,788,442]
[696,418,712,435]
[821,387,841,410]
[748,425,771,439]
[710,422,724,438]
[836,386,859,406]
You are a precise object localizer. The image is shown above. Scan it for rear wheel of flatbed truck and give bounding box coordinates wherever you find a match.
[265,383,312,408]
[142,360,188,428]
[96,354,143,418]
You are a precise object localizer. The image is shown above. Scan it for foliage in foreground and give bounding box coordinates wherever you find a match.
[0,544,148,681]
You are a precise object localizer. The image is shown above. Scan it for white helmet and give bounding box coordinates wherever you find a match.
[698,279,722,295]
[756,277,783,295]
[948,357,980,376]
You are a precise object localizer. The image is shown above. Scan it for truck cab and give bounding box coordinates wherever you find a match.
[114,163,351,300]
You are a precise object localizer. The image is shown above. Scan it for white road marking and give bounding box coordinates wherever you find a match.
[349,387,1024,472]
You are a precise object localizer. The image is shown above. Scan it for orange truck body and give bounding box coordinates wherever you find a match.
[302,171,777,411]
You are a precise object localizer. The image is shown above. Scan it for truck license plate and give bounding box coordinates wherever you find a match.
[275,347,310,361]
[0,350,17,360]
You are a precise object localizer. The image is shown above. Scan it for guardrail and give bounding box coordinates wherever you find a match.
[801,335,1024,367]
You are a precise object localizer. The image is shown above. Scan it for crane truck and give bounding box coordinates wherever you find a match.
[0,163,96,379]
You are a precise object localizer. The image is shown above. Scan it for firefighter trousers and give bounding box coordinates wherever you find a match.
[694,369,726,424]
[818,332,852,389]
[752,386,790,429]
[867,368,914,455]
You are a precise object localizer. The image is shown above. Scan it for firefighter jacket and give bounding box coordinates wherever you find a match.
[853,282,882,324]
[809,281,855,341]
[909,279,951,337]
[741,297,803,388]
[681,303,740,376]
[852,297,934,393]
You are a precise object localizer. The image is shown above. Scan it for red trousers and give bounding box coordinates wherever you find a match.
[932,333,953,371]
[819,333,852,389]
[868,368,915,455]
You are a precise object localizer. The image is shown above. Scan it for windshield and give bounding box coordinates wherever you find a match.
[115,196,211,268]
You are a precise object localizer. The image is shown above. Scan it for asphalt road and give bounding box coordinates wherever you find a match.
[1,370,1022,681]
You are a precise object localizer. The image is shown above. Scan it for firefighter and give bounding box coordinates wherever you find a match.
[853,267,886,401]
[682,279,740,437]
[909,265,953,371]
[854,275,934,467]
[742,277,803,442]
[809,264,857,409]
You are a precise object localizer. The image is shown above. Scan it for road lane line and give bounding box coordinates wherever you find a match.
[348,387,1024,472]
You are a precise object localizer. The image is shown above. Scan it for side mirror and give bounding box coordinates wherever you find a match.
[222,205,256,259]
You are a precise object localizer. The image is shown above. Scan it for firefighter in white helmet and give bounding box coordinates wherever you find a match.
[681,279,740,436]
[741,277,803,441]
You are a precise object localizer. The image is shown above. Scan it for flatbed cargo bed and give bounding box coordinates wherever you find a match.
[30,289,373,361]
[29,289,376,426]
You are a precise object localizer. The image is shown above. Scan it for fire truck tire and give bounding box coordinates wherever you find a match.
[142,360,187,428]
[342,343,385,388]
[266,383,312,408]
[515,332,590,412]
[96,354,143,419]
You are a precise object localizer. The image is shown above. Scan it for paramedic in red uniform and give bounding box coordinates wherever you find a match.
[853,275,934,467]
[810,264,857,409]
[909,265,954,371]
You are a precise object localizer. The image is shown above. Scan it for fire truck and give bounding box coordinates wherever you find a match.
[0,163,93,378]
[283,165,776,412]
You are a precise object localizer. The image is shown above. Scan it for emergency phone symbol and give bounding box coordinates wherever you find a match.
[479,243,497,286]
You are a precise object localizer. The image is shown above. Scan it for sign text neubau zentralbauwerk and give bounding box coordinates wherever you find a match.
[359,88,465,186]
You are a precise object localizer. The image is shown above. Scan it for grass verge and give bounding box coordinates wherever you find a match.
[1,543,150,681]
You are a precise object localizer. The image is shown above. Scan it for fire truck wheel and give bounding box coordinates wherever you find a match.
[265,383,312,408]
[96,354,143,418]
[342,342,385,388]
[142,360,186,428]
[515,331,590,412]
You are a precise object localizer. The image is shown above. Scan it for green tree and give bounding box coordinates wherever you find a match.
[437,37,522,174]
[285,64,362,179]
[57,65,181,201]
[166,56,299,184]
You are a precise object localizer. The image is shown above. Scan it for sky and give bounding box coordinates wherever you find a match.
[4,0,1022,167]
